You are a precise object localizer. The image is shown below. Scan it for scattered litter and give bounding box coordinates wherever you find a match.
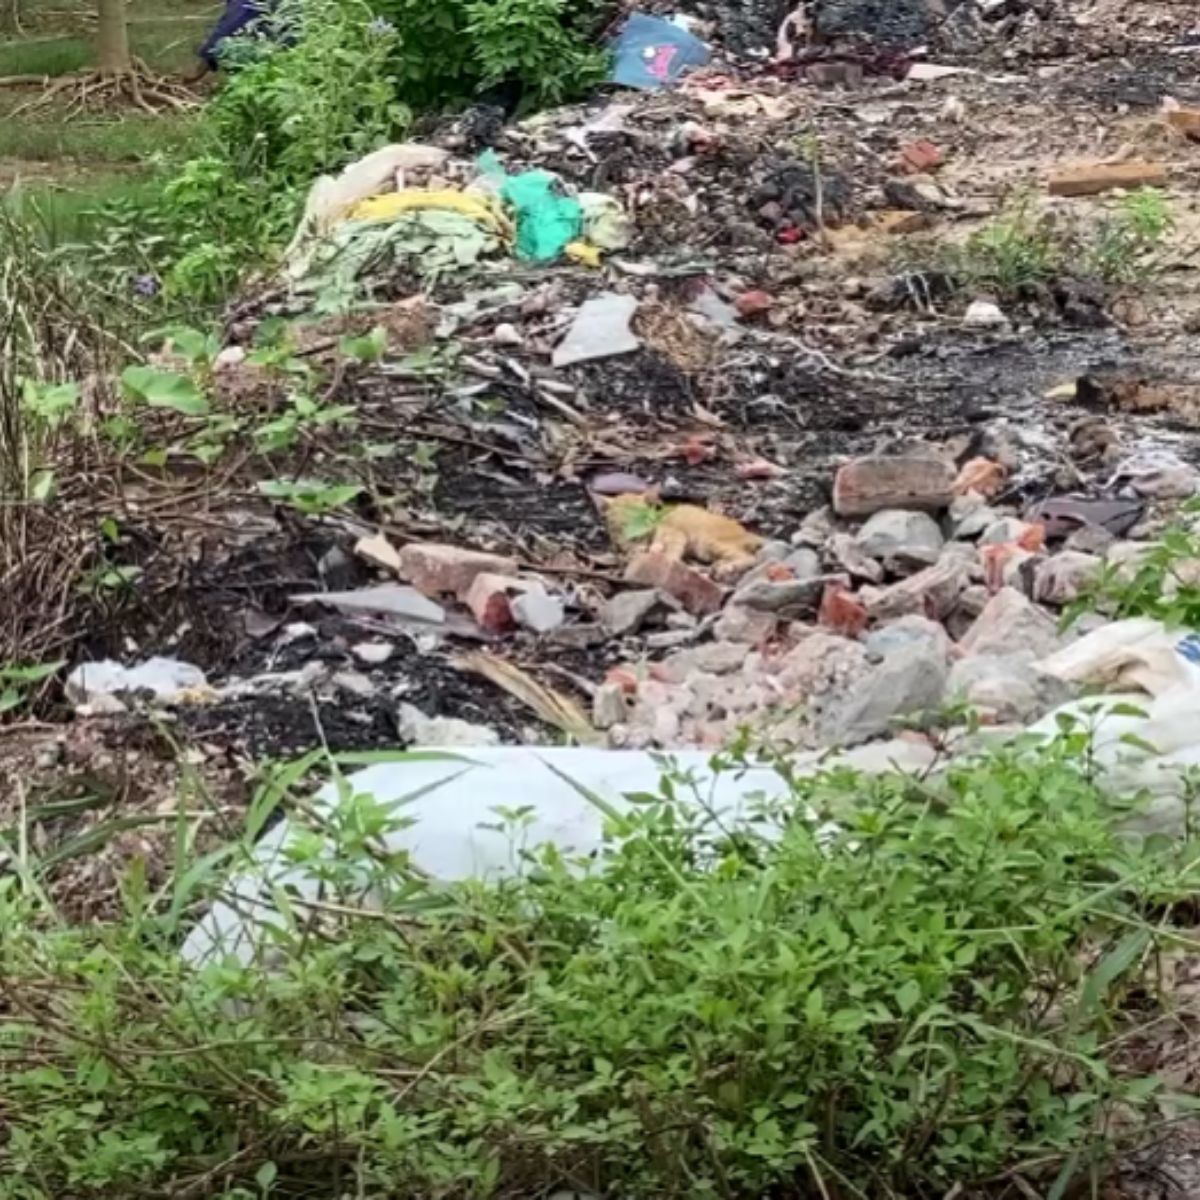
[610,13,711,90]
[66,658,211,712]
[293,584,446,624]
[1111,449,1200,500]
[488,159,583,262]
[552,293,641,367]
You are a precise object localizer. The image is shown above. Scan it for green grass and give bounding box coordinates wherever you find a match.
[0,111,198,164]
[6,173,163,242]
[0,36,90,78]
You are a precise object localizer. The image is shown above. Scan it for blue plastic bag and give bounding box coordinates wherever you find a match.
[609,13,711,90]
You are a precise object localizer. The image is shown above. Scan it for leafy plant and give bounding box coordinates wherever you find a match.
[120,365,209,417]
[1086,187,1174,284]
[258,478,364,514]
[0,736,1193,1198]
[0,660,63,716]
[953,189,1063,296]
[620,498,668,542]
[1066,501,1200,628]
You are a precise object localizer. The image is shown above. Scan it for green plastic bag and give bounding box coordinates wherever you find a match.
[499,168,583,262]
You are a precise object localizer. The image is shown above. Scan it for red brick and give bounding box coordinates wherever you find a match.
[463,572,525,634]
[624,552,725,616]
[898,139,943,174]
[833,453,956,517]
[735,290,774,318]
[1048,161,1168,197]
[398,541,516,600]
[818,581,868,637]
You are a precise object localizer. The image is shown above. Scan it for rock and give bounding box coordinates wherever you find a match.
[512,589,565,634]
[736,289,774,318]
[853,509,944,568]
[946,652,1074,724]
[818,580,868,636]
[950,494,999,540]
[792,506,837,547]
[898,139,943,173]
[317,545,357,590]
[398,541,516,599]
[864,615,951,663]
[755,539,792,564]
[355,531,402,575]
[863,547,974,622]
[1032,552,1100,606]
[784,547,823,578]
[1113,449,1199,500]
[293,584,445,625]
[654,641,748,684]
[734,574,827,615]
[397,703,500,747]
[958,587,1060,659]
[829,533,885,582]
[66,657,210,712]
[625,552,725,615]
[333,670,375,699]
[592,682,629,730]
[819,643,949,746]
[980,517,1036,546]
[963,299,1007,328]
[981,544,1040,594]
[601,588,675,636]
[776,630,869,696]
[352,641,395,665]
[1048,160,1168,197]
[464,573,526,634]
[713,604,779,644]
[833,451,956,517]
[1064,524,1115,556]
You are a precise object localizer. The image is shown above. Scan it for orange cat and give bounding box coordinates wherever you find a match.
[600,494,763,570]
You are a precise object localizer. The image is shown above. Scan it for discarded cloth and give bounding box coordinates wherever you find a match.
[181,740,935,966]
[348,188,511,235]
[499,170,582,261]
[610,13,711,90]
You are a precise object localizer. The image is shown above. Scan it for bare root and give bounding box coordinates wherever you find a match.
[9,65,198,118]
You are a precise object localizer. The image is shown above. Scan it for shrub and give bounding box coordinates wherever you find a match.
[0,737,1192,1198]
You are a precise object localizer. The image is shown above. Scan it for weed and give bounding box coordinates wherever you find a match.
[1065,500,1200,628]
[0,737,1193,1196]
[258,477,364,514]
[1086,187,1174,284]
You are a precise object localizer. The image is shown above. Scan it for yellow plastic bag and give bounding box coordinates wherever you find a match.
[348,189,512,237]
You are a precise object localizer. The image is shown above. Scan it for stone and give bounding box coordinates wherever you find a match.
[853,509,944,568]
[713,604,778,644]
[829,533,884,582]
[755,539,792,564]
[294,584,445,625]
[833,452,956,517]
[735,289,774,318]
[963,299,1007,328]
[397,541,516,599]
[863,547,973,622]
[1032,552,1100,606]
[818,580,868,636]
[352,641,395,665]
[464,573,527,634]
[784,547,822,578]
[625,552,725,616]
[1114,449,1199,500]
[946,652,1074,724]
[734,574,827,614]
[864,615,951,663]
[512,589,565,634]
[775,631,869,695]
[898,139,944,173]
[818,643,949,746]
[980,517,1036,546]
[654,641,748,684]
[958,587,1060,659]
[1048,161,1168,197]
[333,670,376,699]
[355,531,402,575]
[950,494,999,540]
[1064,524,1115,556]
[601,588,675,636]
[397,703,500,747]
[792,506,837,547]
[592,682,629,730]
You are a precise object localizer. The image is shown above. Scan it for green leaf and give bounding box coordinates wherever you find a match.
[895,980,921,1015]
[121,365,209,416]
[255,1161,278,1191]
[1080,929,1150,1012]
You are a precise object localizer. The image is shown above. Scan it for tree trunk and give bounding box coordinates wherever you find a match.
[96,0,131,75]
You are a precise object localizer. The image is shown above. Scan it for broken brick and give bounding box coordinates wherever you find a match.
[818,581,868,637]
[463,572,526,634]
[1047,161,1168,197]
[898,139,944,174]
[735,290,774,318]
[833,452,956,517]
[952,456,1006,499]
[398,541,516,600]
[625,551,725,616]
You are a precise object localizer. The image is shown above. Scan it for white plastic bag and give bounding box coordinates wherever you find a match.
[1042,617,1200,697]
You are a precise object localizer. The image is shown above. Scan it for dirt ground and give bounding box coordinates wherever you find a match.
[7,1,1200,1185]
